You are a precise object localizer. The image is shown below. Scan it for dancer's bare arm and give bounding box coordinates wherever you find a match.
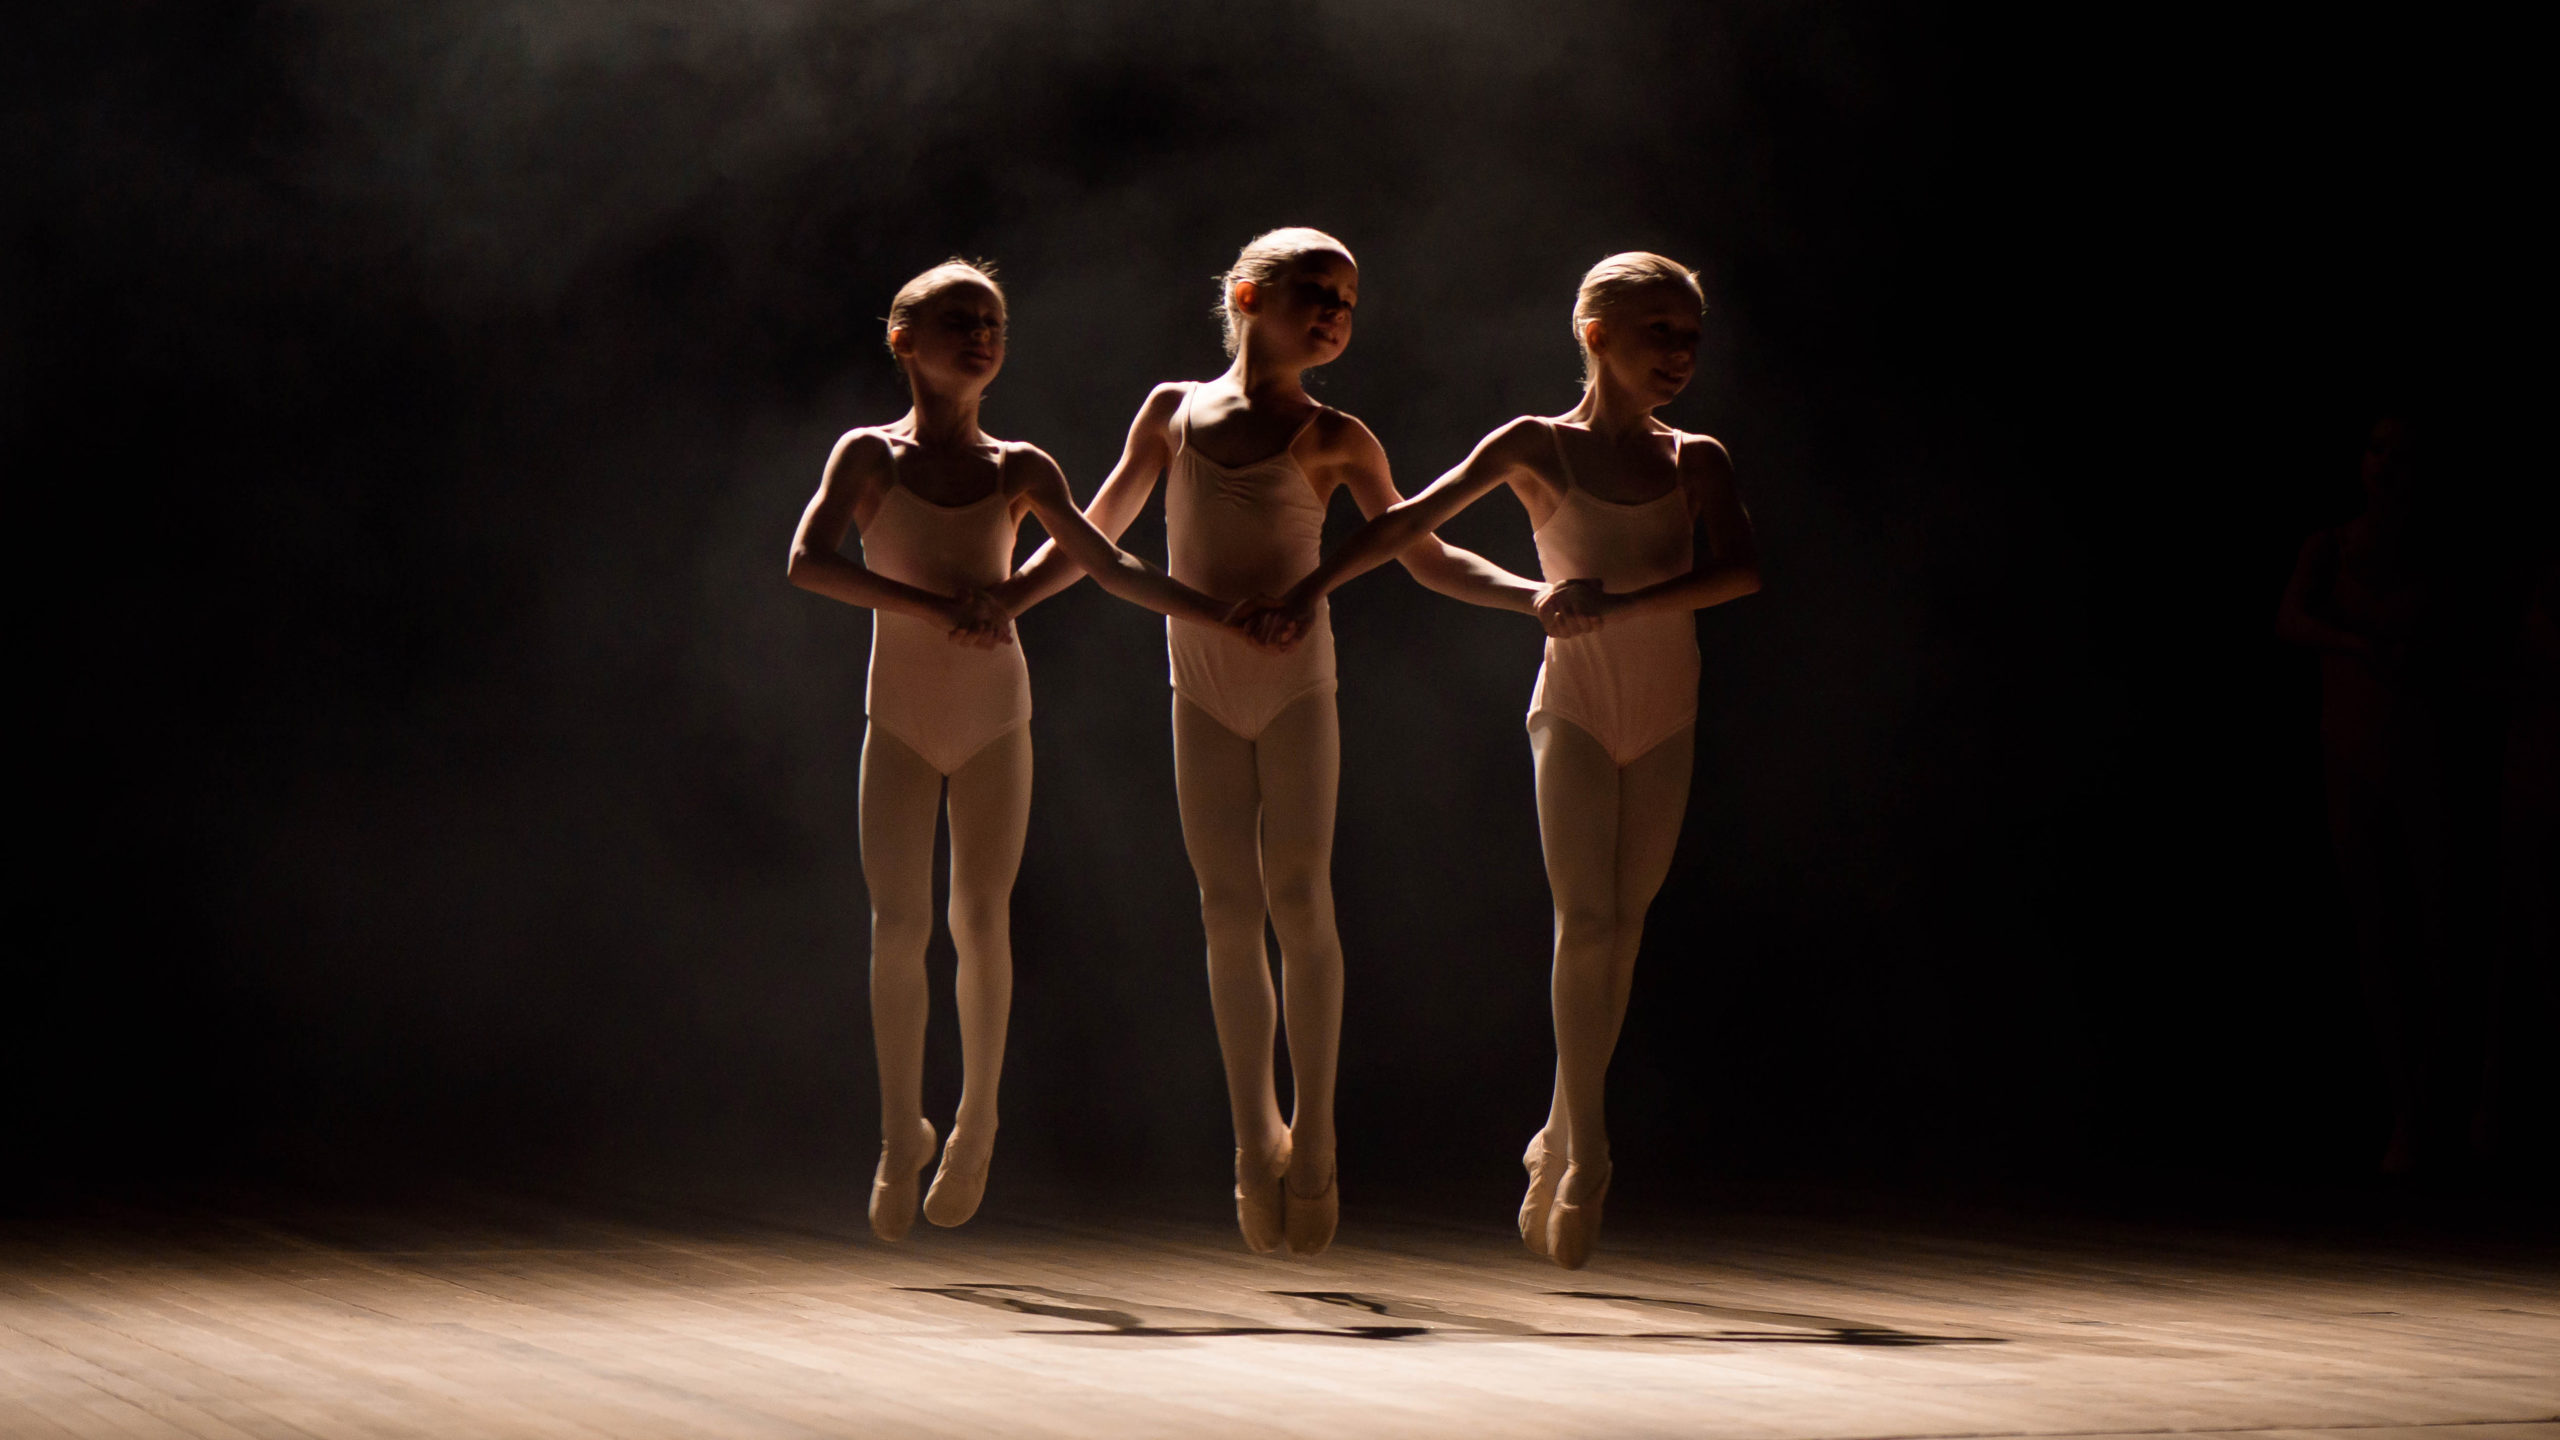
[1556,436,1761,625]
[1006,444,1233,627]
[1274,418,1554,622]
[787,429,1012,645]
[1314,413,1543,616]
[993,384,1187,616]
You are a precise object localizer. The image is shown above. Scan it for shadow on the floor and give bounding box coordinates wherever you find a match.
[1554,1291,2007,1346]
[905,1284,1427,1339]
[905,1283,2007,1346]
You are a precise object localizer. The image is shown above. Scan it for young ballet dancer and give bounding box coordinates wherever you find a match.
[1000,228,1545,1255]
[1259,252,1760,1268]
[787,260,1240,1242]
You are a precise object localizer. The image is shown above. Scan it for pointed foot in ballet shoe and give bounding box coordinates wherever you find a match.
[869,1118,938,1243]
[923,1129,994,1228]
[1545,1160,1611,1271]
[1234,1142,1290,1255]
[1283,1164,1339,1258]
[1519,1131,1560,1258]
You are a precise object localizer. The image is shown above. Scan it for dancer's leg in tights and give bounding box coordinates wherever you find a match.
[937,722,1032,1187]
[861,723,946,1208]
[860,721,1033,1232]
[1257,692,1345,1192]
[1173,691,1344,1196]
[1531,715,1694,1205]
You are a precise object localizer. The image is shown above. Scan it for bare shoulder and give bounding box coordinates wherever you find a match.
[825,426,895,485]
[997,438,1068,492]
[1675,432,1739,530]
[1676,430,1734,478]
[1105,382,1185,458]
[1484,414,1559,464]
[1445,416,1558,489]
[1307,406,1386,462]
[1137,381,1193,428]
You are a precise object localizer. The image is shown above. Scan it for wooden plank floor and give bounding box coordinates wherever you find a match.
[3,1189,2554,1439]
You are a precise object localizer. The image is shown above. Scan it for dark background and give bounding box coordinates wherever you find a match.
[11,2,2546,1215]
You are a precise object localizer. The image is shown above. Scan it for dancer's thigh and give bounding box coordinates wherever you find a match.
[1253,690,1340,888]
[945,722,1032,909]
[861,722,945,922]
[1613,723,1694,918]
[1174,694,1263,900]
[1530,713,1622,914]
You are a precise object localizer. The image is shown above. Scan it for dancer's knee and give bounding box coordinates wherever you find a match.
[946,915,1007,963]
[870,914,933,973]
[946,892,1009,955]
[1198,878,1265,936]
[1553,900,1618,955]
[1261,868,1333,942]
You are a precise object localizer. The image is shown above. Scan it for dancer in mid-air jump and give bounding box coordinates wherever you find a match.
[787,260,1239,1241]
[1002,228,1545,1255]
[1260,252,1760,1267]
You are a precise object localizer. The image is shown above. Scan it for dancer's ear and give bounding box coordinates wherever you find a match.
[1580,316,1608,361]
[1231,279,1262,318]
[887,325,915,359]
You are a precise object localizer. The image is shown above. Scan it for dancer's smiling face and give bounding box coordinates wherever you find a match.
[1585,281,1703,407]
[1237,251,1358,368]
[891,280,1007,390]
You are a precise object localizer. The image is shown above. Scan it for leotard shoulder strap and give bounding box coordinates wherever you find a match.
[1546,418,1580,494]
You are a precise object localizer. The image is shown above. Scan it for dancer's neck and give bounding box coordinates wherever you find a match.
[1224,346,1312,407]
[1566,380,1659,440]
[899,378,985,447]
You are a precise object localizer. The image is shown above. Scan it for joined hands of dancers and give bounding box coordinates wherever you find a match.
[1234,576,1614,653]
[791,236,1756,1269]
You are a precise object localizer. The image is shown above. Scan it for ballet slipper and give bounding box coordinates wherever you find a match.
[869,1117,938,1243]
[1545,1159,1611,1271]
[1519,1130,1560,1258]
[1283,1161,1339,1258]
[922,1126,995,1228]
[1234,1138,1290,1254]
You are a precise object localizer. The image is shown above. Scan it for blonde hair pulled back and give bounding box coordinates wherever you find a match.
[1214,227,1354,356]
[1572,252,1703,382]
[884,258,1005,358]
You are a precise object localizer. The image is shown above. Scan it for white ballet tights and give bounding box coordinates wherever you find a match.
[861,721,1032,1170]
[1530,714,1694,1203]
[1172,691,1343,1192]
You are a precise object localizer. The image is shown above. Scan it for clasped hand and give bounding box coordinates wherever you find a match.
[1211,579,1611,651]
[941,587,1016,649]
[1225,593,1312,654]
[1534,578,1612,638]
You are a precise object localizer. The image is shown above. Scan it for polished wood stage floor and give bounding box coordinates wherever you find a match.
[4,1186,2554,1438]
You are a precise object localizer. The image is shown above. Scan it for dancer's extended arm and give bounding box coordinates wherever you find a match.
[992,384,1186,616]
[788,429,1012,645]
[1006,444,1232,627]
[1273,417,1555,623]
[1316,413,1544,616]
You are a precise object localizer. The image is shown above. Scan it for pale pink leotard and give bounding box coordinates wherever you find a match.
[861,439,1032,775]
[1527,423,1700,765]
[1165,389,1338,739]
